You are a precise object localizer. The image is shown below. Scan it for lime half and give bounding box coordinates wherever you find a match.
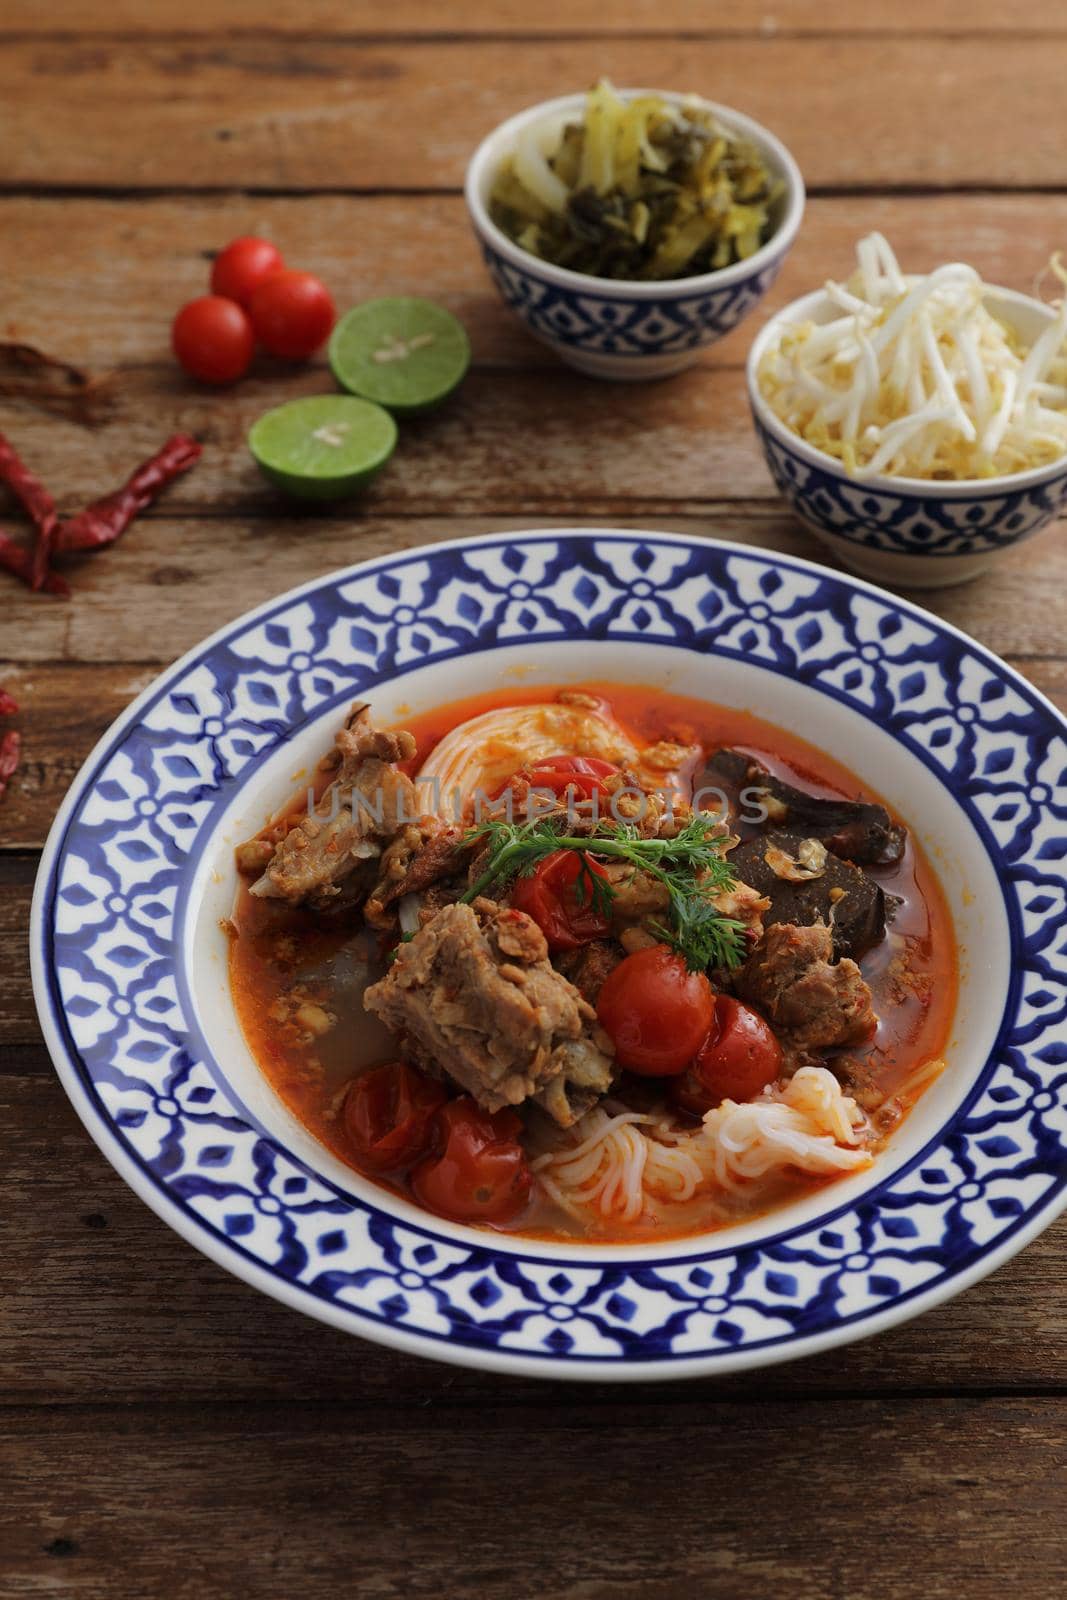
[249,394,397,501]
[329,297,471,414]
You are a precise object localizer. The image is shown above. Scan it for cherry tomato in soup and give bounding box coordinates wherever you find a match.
[344,1060,446,1172]
[673,996,783,1114]
[525,755,618,800]
[172,295,254,384]
[249,269,336,360]
[411,1097,532,1223]
[491,754,619,805]
[210,236,285,308]
[596,944,715,1075]
[510,849,613,951]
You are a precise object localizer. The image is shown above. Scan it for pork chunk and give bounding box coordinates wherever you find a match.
[364,819,469,928]
[246,703,418,908]
[600,860,767,951]
[555,939,624,1007]
[736,921,876,1051]
[364,900,615,1125]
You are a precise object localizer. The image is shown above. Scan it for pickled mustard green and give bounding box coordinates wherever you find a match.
[489,80,780,282]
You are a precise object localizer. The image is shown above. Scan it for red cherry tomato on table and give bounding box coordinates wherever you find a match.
[344,1061,446,1173]
[596,943,715,1076]
[510,849,613,951]
[249,269,336,360]
[172,295,254,384]
[411,1097,532,1224]
[210,236,286,308]
[673,996,783,1115]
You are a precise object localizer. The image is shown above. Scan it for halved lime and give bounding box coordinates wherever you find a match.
[248,394,397,501]
[329,297,471,414]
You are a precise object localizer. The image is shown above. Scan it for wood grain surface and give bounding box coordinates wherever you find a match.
[2,35,1067,192]
[2,3,1064,1596]
[6,1,1067,34]
[4,193,1067,365]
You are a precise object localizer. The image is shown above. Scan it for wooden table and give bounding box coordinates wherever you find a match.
[2,5,1065,1595]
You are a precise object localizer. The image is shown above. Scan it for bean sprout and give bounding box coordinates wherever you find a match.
[758,234,1067,479]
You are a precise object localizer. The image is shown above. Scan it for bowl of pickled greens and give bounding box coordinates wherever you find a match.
[465,81,804,380]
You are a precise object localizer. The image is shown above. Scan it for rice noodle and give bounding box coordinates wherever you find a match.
[698,1066,870,1191]
[531,1109,660,1222]
[892,1054,946,1102]
[531,1066,872,1222]
[412,700,693,819]
[413,702,640,819]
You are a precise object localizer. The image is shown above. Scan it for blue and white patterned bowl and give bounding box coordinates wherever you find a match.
[31,530,1067,1381]
[465,91,804,380]
[748,286,1067,589]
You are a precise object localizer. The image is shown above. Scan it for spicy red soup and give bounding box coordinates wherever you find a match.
[229,683,958,1243]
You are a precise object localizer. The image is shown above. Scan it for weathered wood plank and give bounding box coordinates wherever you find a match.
[1,1393,1064,1600]
[3,191,1065,370]
[0,515,796,667]
[1,36,1065,191]
[2,655,1066,853]
[1,365,783,513]
[1,860,40,1040]
[3,362,1067,553]
[4,511,1067,667]
[0,666,157,851]
[5,1,1067,36]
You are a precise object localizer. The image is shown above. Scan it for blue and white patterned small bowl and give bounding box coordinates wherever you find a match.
[748,286,1067,589]
[30,530,1067,1381]
[465,91,804,380]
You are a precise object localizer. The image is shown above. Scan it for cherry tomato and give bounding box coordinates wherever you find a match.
[210,236,286,308]
[344,1061,446,1173]
[525,755,619,800]
[172,295,255,384]
[596,944,715,1076]
[673,996,784,1115]
[510,849,613,951]
[490,754,619,806]
[411,1097,532,1224]
[249,269,335,360]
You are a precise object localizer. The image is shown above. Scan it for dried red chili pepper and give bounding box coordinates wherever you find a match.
[0,688,17,717]
[0,729,20,804]
[56,434,202,554]
[0,529,69,597]
[0,433,58,590]
[0,433,55,526]
[0,431,201,595]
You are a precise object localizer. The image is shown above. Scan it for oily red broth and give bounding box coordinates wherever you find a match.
[229,683,958,1243]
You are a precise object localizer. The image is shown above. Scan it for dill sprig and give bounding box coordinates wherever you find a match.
[459,813,747,972]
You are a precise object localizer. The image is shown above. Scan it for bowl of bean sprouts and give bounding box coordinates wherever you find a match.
[747,234,1067,588]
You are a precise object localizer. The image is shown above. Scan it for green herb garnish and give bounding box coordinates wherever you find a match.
[385,930,416,965]
[459,813,747,972]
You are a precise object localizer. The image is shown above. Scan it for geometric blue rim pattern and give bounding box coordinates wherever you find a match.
[480,241,784,355]
[752,409,1067,559]
[32,531,1067,1378]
